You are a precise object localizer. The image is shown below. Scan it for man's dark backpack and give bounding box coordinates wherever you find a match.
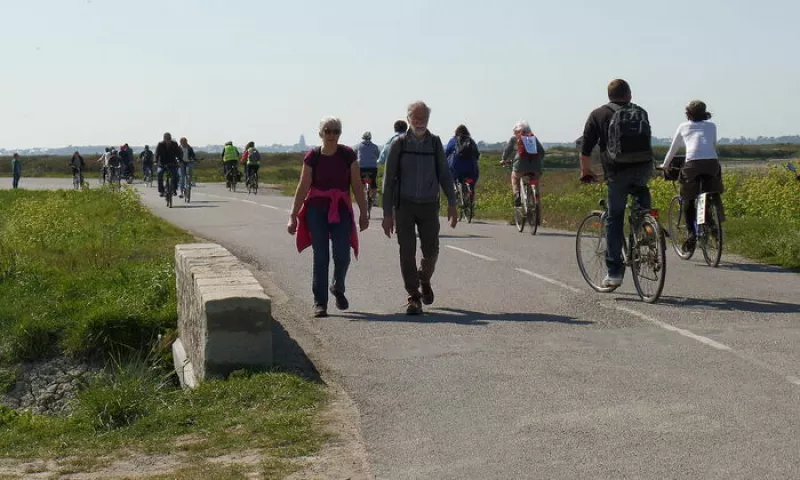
[606,103,652,164]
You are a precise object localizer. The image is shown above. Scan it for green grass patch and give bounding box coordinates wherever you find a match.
[0,187,328,477]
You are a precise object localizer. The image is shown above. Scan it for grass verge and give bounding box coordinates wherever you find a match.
[0,186,327,478]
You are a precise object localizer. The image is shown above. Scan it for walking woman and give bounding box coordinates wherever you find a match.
[661,100,724,252]
[288,116,369,318]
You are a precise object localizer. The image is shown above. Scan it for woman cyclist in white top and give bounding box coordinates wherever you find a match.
[661,100,724,250]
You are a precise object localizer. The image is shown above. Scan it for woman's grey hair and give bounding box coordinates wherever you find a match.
[407,101,431,119]
[318,116,342,132]
[513,120,532,134]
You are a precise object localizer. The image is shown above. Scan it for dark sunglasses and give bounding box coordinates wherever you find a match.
[323,128,341,135]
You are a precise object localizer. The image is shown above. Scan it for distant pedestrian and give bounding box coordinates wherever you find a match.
[11,153,21,188]
[377,120,408,166]
[288,116,369,318]
[381,101,458,315]
[69,151,85,186]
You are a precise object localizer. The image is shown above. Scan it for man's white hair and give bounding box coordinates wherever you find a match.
[319,116,342,132]
[407,101,431,118]
[513,120,532,134]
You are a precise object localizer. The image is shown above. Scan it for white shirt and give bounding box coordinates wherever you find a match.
[661,120,718,169]
[97,152,112,167]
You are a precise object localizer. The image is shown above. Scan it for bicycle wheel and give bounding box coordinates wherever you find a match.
[466,185,474,224]
[73,172,80,190]
[165,173,173,208]
[184,184,191,203]
[668,195,694,260]
[252,172,258,195]
[630,216,666,303]
[528,185,538,236]
[700,198,723,267]
[515,182,527,232]
[576,212,615,292]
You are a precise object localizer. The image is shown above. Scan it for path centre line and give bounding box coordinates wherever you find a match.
[445,245,497,262]
[613,305,733,351]
[515,268,583,293]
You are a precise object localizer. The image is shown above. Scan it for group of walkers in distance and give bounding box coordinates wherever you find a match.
[287,78,787,318]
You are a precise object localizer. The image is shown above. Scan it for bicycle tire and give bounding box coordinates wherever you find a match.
[668,195,694,260]
[576,212,616,292]
[528,185,538,236]
[466,185,474,224]
[515,181,527,232]
[630,216,666,303]
[252,172,258,195]
[701,198,723,267]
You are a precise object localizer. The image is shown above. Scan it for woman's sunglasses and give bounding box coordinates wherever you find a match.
[323,128,341,135]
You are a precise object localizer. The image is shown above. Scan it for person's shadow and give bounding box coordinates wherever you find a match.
[339,307,592,326]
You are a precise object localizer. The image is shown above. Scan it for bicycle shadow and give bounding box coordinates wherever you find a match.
[338,307,592,326]
[175,204,219,209]
[617,296,800,314]
[714,261,799,275]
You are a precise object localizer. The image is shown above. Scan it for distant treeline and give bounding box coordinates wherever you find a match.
[2,143,800,176]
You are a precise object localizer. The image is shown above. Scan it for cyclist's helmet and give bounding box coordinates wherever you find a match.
[362,131,372,141]
[144,145,150,149]
[225,141,233,146]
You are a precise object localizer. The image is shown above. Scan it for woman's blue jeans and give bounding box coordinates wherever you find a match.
[306,203,352,307]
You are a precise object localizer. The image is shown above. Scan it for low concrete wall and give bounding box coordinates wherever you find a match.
[172,243,273,388]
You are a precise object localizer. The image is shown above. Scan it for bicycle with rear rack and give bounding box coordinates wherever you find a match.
[575,180,667,303]
[502,162,540,234]
[660,156,724,268]
[454,177,476,224]
[361,174,376,219]
[246,169,259,195]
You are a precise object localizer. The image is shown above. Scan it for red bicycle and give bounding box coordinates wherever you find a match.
[361,174,376,219]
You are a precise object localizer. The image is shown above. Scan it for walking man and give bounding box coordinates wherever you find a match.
[381,101,458,315]
[10,153,21,189]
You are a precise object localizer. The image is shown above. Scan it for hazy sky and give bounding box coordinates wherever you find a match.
[2,0,799,149]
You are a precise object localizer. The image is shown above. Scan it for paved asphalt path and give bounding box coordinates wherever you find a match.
[11,178,800,479]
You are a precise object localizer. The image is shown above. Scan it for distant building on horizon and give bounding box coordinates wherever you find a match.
[298,135,307,150]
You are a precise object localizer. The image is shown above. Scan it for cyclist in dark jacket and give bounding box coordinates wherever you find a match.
[156,133,182,196]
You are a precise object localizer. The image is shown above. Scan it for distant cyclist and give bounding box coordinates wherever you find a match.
[445,124,480,192]
[69,151,85,184]
[241,141,261,184]
[502,120,545,207]
[377,120,408,166]
[96,147,113,181]
[178,137,197,197]
[156,132,182,197]
[139,145,154,180]
[119,143,134,180]
[355,131,380,199]
[221,141,240,187]
[661,100,724,252]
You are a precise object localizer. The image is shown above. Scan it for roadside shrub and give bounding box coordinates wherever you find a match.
[73,357,172,431]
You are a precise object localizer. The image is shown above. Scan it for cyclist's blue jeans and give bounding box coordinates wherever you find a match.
[12,173,20,189]
[179,163,194,191]
[606,163,653,278]
[157,165,179,194]
[306,203,352,307]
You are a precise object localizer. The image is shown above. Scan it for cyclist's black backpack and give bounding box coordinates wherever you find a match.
[454,135,478,162]
[248,148,261,163]
[606,102,652,164]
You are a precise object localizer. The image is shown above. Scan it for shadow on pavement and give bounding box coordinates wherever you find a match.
[439,234,492,239]
[714,261,799,274]
[535,231,576,238]
[269,316,322,383]
[339,307,592,326]
[174,204,219,209]
[619,296,800,314]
